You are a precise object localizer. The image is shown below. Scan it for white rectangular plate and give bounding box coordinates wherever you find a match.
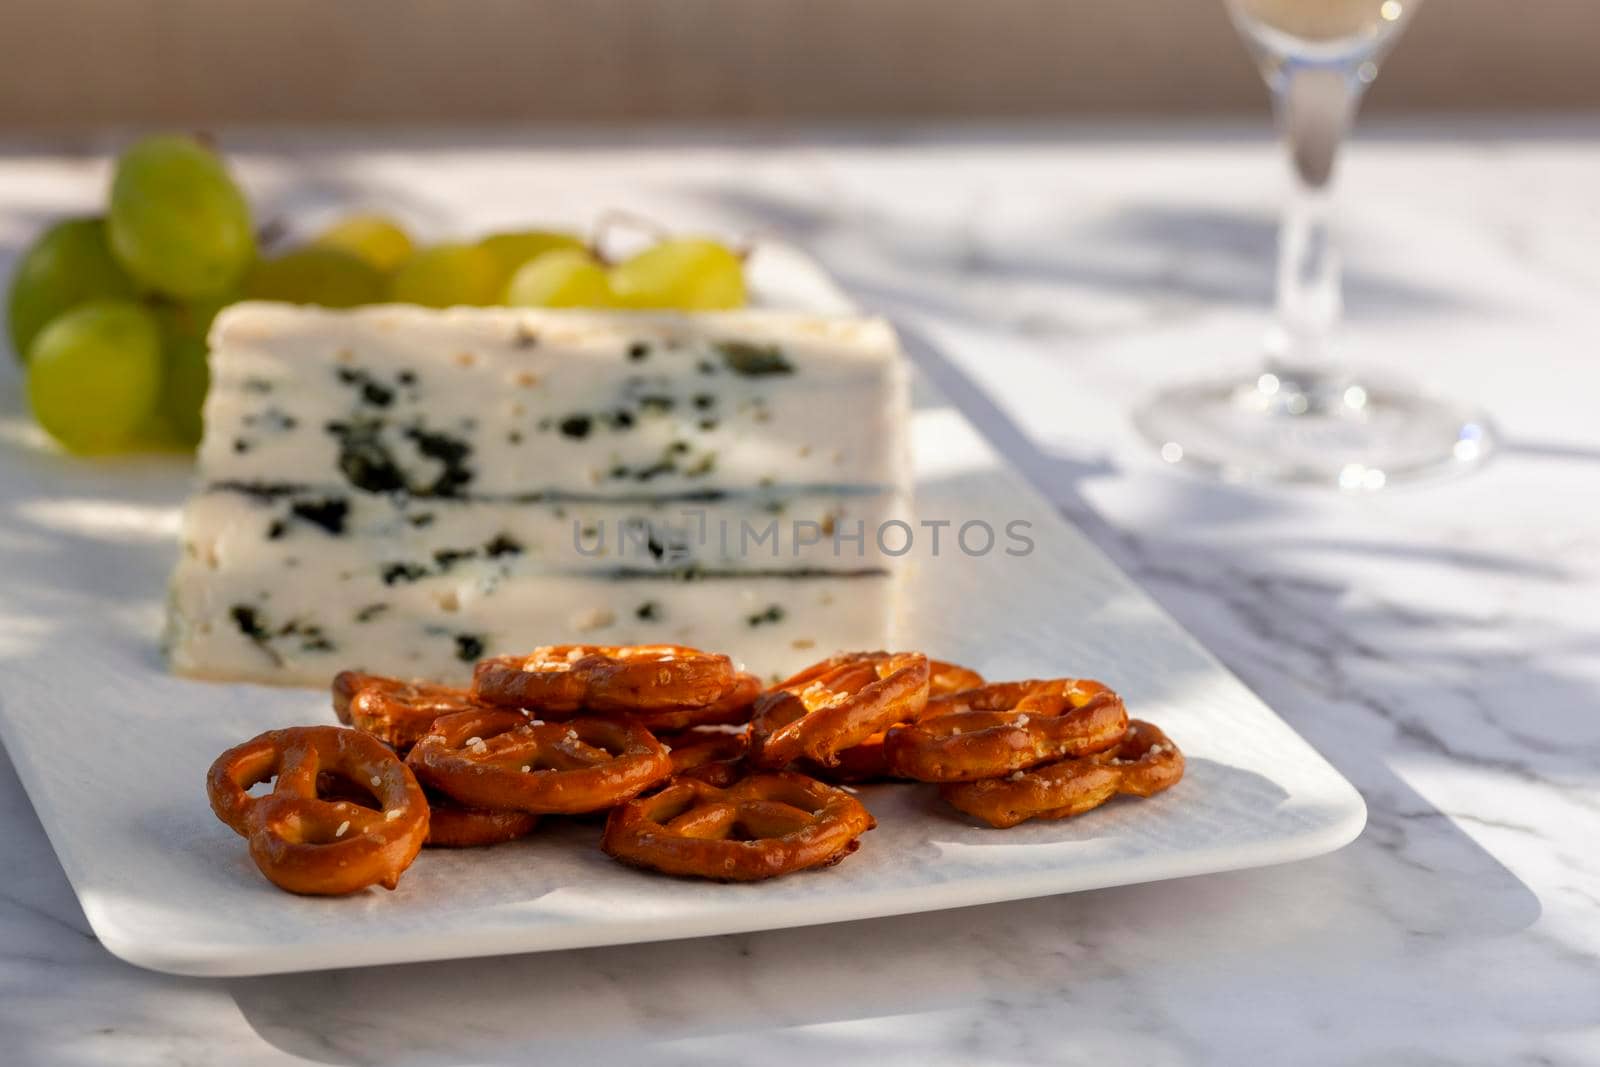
[0,246,1364,976]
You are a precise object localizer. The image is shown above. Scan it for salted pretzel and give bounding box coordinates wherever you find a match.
[316,767,538,849]
[206,726,428,895]
[332,671,482,753]
[808,659,985,782]
[929,659,985,697]
[883,678,1127,782]
[660,725,751,786]
[407,708,671,814]
[796,716,920,784]
[471,644,740,715]
[749,651,930,769]
[424,793,541,848]
[601,770,876,880]
[942,720,1184,828]
[621,669,761,730]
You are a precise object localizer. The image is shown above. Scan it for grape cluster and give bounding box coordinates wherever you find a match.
[6,134,749,456]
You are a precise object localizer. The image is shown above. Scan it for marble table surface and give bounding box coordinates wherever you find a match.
[2,121,1597,1066]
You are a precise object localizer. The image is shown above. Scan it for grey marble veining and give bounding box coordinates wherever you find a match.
[2,121,1599,1065]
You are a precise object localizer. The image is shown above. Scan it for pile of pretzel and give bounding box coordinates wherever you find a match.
[205,645,1183,896]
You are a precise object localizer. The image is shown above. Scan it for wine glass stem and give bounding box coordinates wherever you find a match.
[1268,65,1361,388]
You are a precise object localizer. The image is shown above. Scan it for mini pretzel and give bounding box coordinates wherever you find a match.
[332,671,482,753]
[929,659,985,697]
[424,793,541,848]
[749,651,930,769]
[471,644,739,714]
[407,708,671,814]
[315,766,537,848]
[206,726,428,895]
[660,725,750,786]
[794,723,913,784]
[883,678,1127,782]
[942,720,1184,828]
[810,659,985,782]
[614,670,761,732]
[601,770,876,880]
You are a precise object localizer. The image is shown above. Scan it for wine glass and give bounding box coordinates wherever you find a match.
[1134,0,1492,490]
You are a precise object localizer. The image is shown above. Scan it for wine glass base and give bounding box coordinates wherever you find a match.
[1134,369,1493,490]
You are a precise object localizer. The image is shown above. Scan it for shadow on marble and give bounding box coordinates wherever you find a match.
[1069,203,1480,318]
[1497,436,1600,465]
[700,187,1480,340]
[1194,536,1573,581]
[903,315,1590,593]
[897,322,1301,541]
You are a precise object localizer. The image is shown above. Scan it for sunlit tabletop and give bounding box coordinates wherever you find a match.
[2,119,1597,1066]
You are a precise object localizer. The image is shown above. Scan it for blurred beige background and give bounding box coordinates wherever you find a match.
[4,0,1597,127]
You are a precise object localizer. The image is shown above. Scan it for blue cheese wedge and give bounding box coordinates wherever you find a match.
[201,304,907,495]
[166,304,911,686]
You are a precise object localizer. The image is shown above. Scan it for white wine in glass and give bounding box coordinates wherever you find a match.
[1135,0,1492,490]
[1236,0,1409,41]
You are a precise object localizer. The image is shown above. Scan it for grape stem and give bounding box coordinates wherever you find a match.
[728,232,767,263]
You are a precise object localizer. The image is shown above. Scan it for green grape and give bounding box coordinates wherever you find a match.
[7,217,139,362]
[477,230,585,284]
[245,247,386,308]
[314,214,414,273]
[610,238,746,311]
[125,413,189,453]
[503,249,616,308]
[108,134,255,300]
[26,299,163,454]
[387,243,502,308]
[157,332,210,448]
[153,296,229,447]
